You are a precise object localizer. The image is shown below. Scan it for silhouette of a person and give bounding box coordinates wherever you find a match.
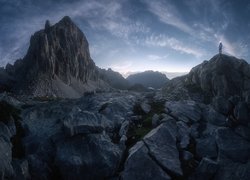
[219,42,223,55]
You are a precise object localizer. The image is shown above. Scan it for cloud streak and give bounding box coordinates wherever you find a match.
[145,0,194,35]
[145,34,204,58]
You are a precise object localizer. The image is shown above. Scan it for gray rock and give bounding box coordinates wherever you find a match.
[190,158,218,180]
[0,93,24,108]
[185,54,249,98]
[196,136,217,159]
[244,91,250,106]
[215,159,250,180]
[63,110,111,136]
[205,108,227,126]
[119,135,127,147]
[20,92,139,179]
[55,134,122,180]
[152,114,160,128]
[12,159,30,180]
[216,128,250,163]
[234,125,250,141]
[228,95,240,107]
[201,123,218,137]
[140,101,151,114]
[143,122,182,176]
[190,123,199,138]
[182,151,194,161]
[0,122,13,142]
[0,137,14,179]
[165,100,202,123]
[119,120,130,137]
[5,116,16,137]
[27,155,51,180]
[0,122,14,179]
[212,96,231,115]
[177,121,190,149]
[160,114,176,124]
[122,141,171,180]
[234,102,250,125]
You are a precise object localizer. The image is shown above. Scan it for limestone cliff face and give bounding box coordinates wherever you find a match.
[11,16,107,97]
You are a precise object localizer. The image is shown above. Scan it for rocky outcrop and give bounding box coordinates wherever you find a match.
[187,54,250,98]
[163,54,250,103]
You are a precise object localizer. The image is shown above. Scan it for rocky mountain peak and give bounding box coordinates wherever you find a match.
[8,16,108,97]
[45,20,51,31]
[58,16,74,25]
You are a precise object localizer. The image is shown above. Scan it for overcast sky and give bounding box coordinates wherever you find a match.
[0,0,250,73]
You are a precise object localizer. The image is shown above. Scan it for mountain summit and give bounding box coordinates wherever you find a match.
[187,54,250,97]
[6,16,109,98]
[163,54,250,102]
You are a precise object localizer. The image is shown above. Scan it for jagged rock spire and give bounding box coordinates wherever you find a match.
[45,20,50,32]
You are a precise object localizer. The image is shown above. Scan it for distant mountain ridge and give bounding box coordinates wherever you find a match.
[98,68,129,90]
[126,70,169,89]
[123,71,188,79]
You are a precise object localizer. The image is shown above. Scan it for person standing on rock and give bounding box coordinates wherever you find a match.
[219,42,223,55]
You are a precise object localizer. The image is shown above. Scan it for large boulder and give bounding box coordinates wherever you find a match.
[63,108,111,136]
[177,121,190,149]
[216,128,250,163]
[122,141,171,180]
[165,101,202,123]
[143,121,182,176]
[190,158,218,180]
[55,134,123,180]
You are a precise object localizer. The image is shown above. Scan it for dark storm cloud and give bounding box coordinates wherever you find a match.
[0,0,249,73]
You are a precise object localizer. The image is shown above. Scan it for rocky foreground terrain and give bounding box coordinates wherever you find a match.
[0,16,250,180]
